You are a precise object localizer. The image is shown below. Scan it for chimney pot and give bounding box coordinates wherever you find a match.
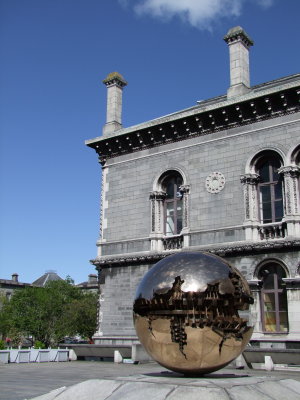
[12,273,19,282]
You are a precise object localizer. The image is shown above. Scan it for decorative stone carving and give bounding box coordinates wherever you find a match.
[91,239,300,268]
[205,172,226,193]
[179,185,190,229]
[240,174,260,223]
[95,269,104,336]
[279,166,300,216]
[149,191,166,233]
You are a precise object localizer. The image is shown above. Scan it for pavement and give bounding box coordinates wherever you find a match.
[1,361,300,400]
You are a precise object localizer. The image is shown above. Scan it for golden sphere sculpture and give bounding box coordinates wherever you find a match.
[133,252,253,375]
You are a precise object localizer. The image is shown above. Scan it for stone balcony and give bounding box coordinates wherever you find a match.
[258,222,287,240]
[162,235,183,250]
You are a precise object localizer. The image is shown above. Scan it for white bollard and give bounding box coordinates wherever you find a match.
[264,355,274,371]
[114,350,123,363]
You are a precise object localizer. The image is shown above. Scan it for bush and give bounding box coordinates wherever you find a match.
[0,340,5,350]
[34,340,46,349]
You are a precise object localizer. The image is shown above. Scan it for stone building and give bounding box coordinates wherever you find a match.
[77,274,99,294]
[86,27,300,348]
[0,274,31,302]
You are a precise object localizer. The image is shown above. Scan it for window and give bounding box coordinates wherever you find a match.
[258,263,288,333]
[162,173,183,236]
[257,156,284,223]
[150,170,189,251]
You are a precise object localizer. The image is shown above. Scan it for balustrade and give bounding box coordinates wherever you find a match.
[258,222,287,240]
[163,235,183,250]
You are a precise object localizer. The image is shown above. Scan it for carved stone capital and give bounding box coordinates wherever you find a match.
[278,165,300,178]
[149,191,166,201]
[240,173,260,185]
[179,184,190,194]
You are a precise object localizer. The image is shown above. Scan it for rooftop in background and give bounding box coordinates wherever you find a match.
[77,273,99,291]
[32,270,63,287]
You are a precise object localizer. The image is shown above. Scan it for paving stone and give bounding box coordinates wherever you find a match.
[25,387,67,400]
[279,379,300,395]
[101,381,175,400]
[53,379,123,400]
[255,380,300,400]
[227,384,275,400]
[166,386,230,400]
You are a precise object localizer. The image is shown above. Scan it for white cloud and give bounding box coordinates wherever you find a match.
[130,0,273,30]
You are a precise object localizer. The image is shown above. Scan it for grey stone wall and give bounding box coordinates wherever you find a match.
[100,264,151,336]
[101,114,300,253]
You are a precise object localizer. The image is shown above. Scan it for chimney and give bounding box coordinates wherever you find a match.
[88,274,98,284]
[223,26,254,98]
[12,273,19,282]
[102,72,127,136]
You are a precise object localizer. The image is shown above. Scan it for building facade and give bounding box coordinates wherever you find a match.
[86,27,300,348]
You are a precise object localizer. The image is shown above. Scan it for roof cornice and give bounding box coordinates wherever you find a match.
[86,75,300,165]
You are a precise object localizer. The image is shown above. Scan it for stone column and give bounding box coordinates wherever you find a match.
[179,184,190,247]
[249,280,263,335]
[279,166,300,236]
[94,268,104,338]
[224,26,254,98]
[240,174,260,240]
[102,72,127,136]
[97,166,109,257]
[149,191,166,251]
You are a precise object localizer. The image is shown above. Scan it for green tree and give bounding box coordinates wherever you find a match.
[0,281,97,347]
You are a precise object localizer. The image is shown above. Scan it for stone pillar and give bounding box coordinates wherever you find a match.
[240,174,260,240]
[94,268,104,339]
[149,191,166,251]
[97,166,109,257]
[279,166,300,236]
[102,72,127,136]
[179,184,190,247]
[224,26,254,98]
[285,283,300,337]
[248,281,263,334]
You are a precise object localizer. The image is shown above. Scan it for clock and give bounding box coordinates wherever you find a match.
[205,172,226,193]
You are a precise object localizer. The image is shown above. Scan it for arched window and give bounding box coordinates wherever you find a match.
[258,263,288,333]
[161,172,183,236]
[241,150,286,240]
[256,154,284,224]
[149,170,190,251]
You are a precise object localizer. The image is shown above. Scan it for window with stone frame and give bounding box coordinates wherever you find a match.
[295,148,300,196]
[149,170,190,251]
[240,150,286,241]
[256,155,284,224]
[258,263,288,333]
[162,173,183,236]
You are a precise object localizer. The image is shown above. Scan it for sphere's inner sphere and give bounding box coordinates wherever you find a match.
[133,252,254,375]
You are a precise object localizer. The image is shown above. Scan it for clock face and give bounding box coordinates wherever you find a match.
[205,172,226,193]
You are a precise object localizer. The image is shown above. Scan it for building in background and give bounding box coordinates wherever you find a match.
[0,271,97,299]
[86,27,300,349]
[32,270,63,287]
[77,274,99,293]
[0,274,31,302]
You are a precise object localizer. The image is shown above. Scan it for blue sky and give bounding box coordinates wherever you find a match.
[0,0,299,284]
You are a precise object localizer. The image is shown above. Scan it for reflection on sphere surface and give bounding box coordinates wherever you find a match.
[133,252,253,375]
